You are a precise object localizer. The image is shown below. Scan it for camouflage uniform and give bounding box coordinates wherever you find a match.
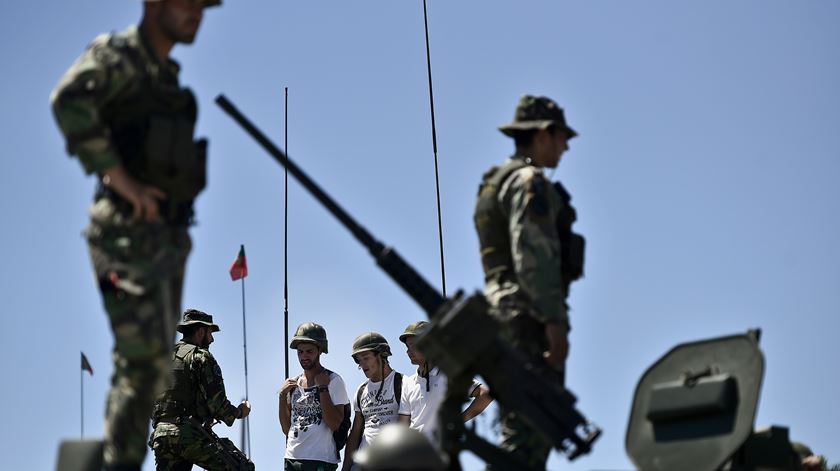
[150,310,253,470]
[50,23,208,468]
[474,96,583,470]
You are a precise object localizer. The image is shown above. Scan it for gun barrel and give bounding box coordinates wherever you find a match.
[216,95,445,315]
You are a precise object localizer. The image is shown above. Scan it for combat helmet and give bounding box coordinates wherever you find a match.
[351,332,392,363]
[399,321,430,344]
[289,322,328,353]
[353,423,446,471]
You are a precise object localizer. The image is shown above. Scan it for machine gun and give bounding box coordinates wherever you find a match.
[216,95,600,469]
[626,329,803,471]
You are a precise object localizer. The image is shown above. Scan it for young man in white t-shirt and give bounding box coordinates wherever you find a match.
[342,332,404,471]
[397,321,493,440]
[280,322,350,471]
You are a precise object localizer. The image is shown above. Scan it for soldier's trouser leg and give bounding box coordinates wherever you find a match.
[488,308,554,471]
[494,409,552,471]
[154,435,254,471]
[88,224,190,468]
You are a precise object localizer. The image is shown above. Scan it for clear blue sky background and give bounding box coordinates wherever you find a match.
[1,1,838,470]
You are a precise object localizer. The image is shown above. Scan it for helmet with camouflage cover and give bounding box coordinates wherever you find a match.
[498,95,578,139]
[289,322,329,353]
[351,332,392,363]
[144,0,222,7]
[353,423,446,470]
[399,321,430,344]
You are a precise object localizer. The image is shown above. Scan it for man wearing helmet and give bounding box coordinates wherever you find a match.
[342,333,405,471]
[280,322,351,471]
[50,1,220,469]
[397,321,493,440]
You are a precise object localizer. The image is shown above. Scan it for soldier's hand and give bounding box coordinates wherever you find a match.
[238,400,251,419]
[544,323,569,370]
[279,378,298,398]
[102,165,167,223]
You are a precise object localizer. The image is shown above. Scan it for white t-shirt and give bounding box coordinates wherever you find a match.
[398,367,480,440]
[352,370,402,449]
[284,371,350,463]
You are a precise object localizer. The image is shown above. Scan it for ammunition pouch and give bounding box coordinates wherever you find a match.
[552,181,585,285]
[560,232,585,285]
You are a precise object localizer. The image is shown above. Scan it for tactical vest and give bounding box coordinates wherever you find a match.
[474,158,585,293]
[153,342,200,423]
[99,33,207,223]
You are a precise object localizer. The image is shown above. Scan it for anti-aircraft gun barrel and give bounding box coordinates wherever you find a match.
[215,94,601,465]
[215,94,444,315]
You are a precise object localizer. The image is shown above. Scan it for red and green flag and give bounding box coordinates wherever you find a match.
[81,352,93,376]
[230,245,248,281]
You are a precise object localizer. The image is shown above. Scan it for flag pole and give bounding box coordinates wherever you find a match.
[239,245,251,457]
[80,361,84,439]
[284,86,290,380]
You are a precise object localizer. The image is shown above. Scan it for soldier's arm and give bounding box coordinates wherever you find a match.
[341,411,365,471]
[462,383,493,422]
[50,37,166,221]
[196,352,240,426]
[501,168,569,325]
[50,35,132,176]
[502,169,570,368]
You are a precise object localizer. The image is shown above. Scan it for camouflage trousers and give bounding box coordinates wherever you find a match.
[86,199,192,468]
[489,306,558,471]
[151,423,255,471]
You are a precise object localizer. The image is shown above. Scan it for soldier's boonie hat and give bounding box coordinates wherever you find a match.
[498,95,578,139]
[353,423,445,470]
[143,0,222,8]
[290,322,329,353]
[352,332,392,362]
[399,321,430,344]
[176,308,220,333]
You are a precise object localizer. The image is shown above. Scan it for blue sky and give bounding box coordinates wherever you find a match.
[0,1,838,470]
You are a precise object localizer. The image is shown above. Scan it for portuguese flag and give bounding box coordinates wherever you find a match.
[81,352,94,376]
[230,245,248,281]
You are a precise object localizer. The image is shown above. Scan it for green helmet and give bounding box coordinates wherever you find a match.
[351,332,392,363]
[289,322,328,353]
[353,423,446,470]
[399,321,430,344]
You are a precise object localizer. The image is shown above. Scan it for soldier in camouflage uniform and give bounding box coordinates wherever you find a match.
[50,1,219,469]
[474,95,585,470]
[150,309,254,470]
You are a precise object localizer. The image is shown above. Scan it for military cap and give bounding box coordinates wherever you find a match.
[353,423,445,470]
[290,322,329,353]
[352,332,392,362]
[176,308,220,333]
[498,95,578,139]
[399,321,430,344]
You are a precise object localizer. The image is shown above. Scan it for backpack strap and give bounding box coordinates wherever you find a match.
[355,382,366,415]
[394,372,403,407]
